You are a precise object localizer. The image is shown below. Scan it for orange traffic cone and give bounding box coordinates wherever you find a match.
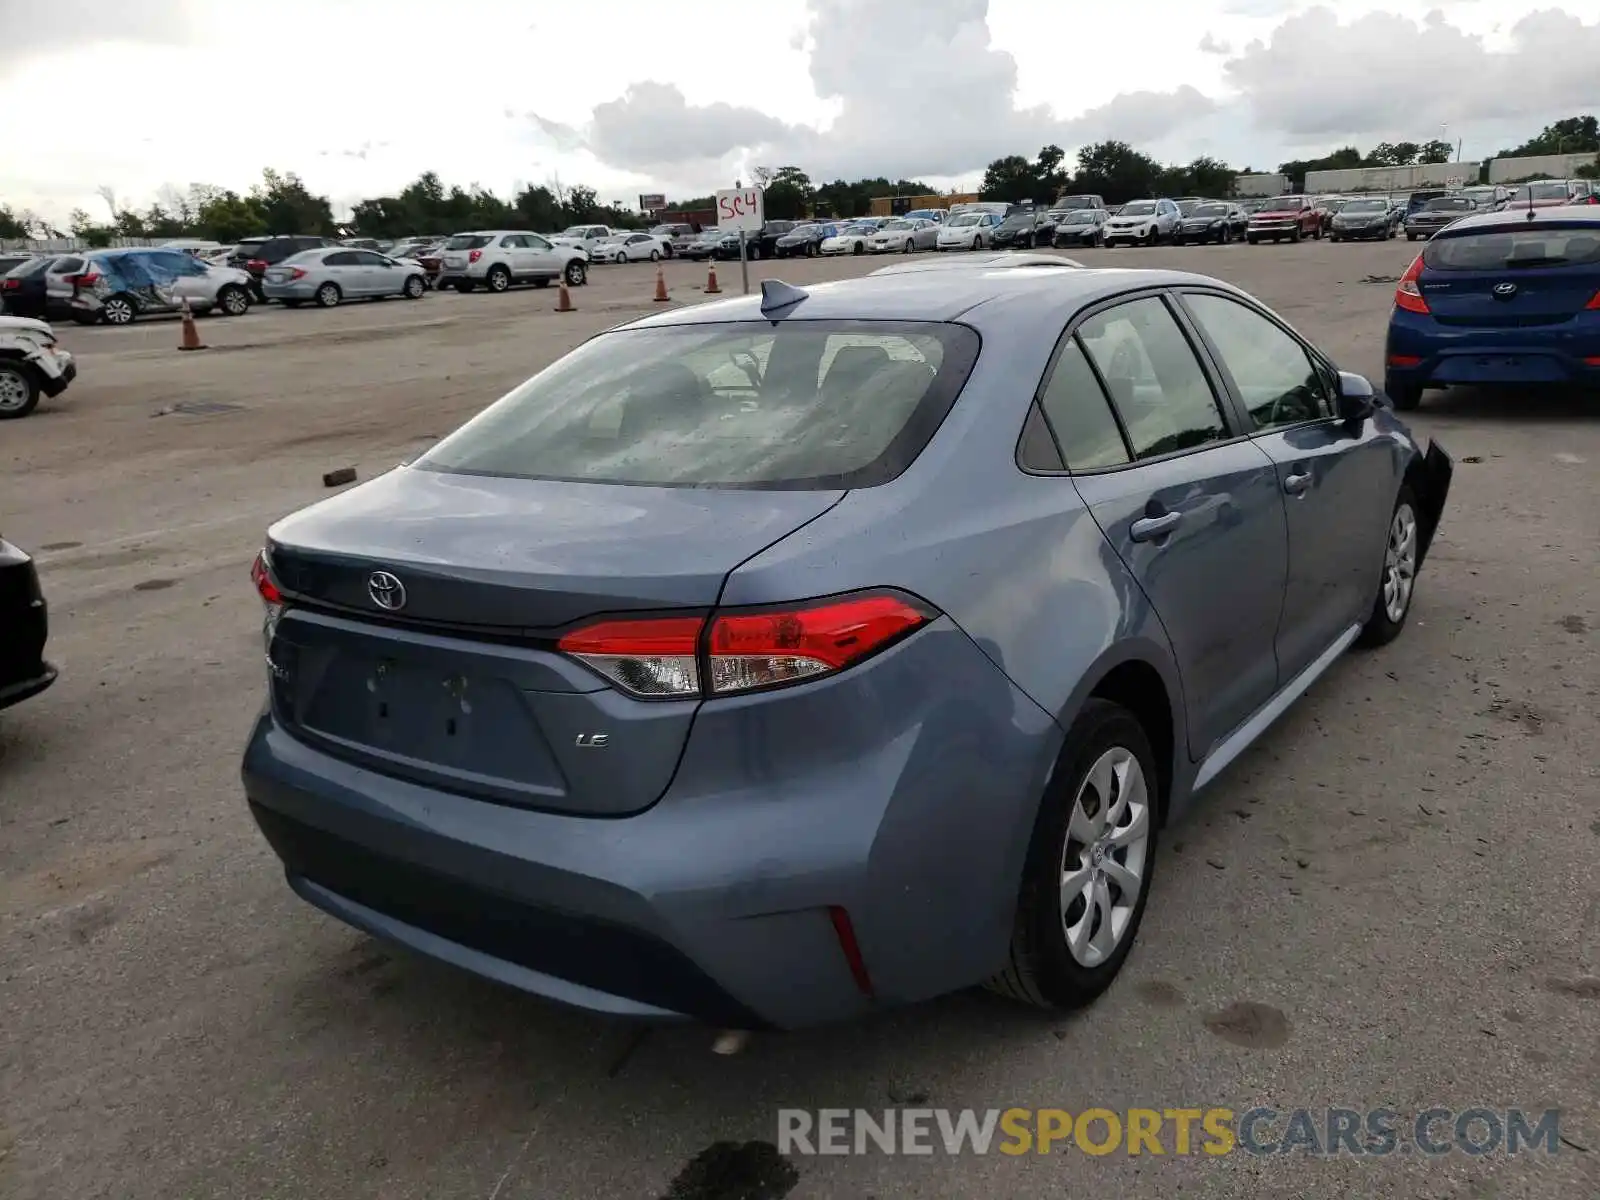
[178,298,206,351]
[705,264,721,294]
[555,280,574,312]
[653,265,669,303]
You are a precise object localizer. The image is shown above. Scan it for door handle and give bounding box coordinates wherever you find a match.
[1283,471,1312,496]
[1130,511,1183,542]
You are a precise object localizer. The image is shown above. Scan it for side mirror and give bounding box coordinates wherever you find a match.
[1336,371,1376,423]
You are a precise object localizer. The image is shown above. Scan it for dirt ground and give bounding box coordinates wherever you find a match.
[1,243,1596,1200]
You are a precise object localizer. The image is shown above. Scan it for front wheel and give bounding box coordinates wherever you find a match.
[989,699,1159,1010]
[902,238,913,253]
[748,244,761,261]
[0,360,41,419]
[1357,486,1421,648]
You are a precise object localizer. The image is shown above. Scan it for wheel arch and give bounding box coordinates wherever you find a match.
[1043,642,1189,829]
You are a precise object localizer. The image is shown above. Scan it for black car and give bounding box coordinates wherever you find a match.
[715,221,795,261]
[0,535,56,713]
[1052,209,1107,247]
[1,255,65,319]
[773,222,837,258]
[1327,197,1395,241]
[1174,201,1248,245]
[991,211,1056,249]
[228,235,337,300]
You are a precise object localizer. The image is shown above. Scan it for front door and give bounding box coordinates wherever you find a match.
[1062,294,1289,758]
[1178,290,1395,681]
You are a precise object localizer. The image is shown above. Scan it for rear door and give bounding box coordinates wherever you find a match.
[1178,289,1394,680]
[1058,293,1290,758]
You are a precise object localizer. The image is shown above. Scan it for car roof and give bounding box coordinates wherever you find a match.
[613,265,1238,332]
[1433,204,1600,233]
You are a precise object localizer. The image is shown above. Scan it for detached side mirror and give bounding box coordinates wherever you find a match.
[1337,371,1376,423]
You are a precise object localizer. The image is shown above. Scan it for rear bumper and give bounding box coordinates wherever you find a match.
[261,281,318,301]
[1385,312,1600,391]
[0,661,57,710]
[241,619,1059,1029]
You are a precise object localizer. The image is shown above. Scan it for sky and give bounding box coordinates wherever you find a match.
[2,0,1599,224]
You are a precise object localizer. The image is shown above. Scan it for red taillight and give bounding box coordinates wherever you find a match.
[556,591,935,700]
[246,259,268,272]
[828,906,875,998]
[288,268,307,281]
[1387,355,1422,368]
[1586,290,1600,310]
[557,615,702,697]
[70,271,101,288]
[1395,254,1429,314]
[468,249,483,264]
[251,550,284,608]
[0,279,17,291]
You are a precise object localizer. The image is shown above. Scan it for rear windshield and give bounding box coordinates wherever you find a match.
[6,257,49,277]
[1055,196,1097,209]
[416,320,982,490]
[445,234,493,250]
[1513,183,1571,202]
[0,256,35,275]
[1423,224,1600,271]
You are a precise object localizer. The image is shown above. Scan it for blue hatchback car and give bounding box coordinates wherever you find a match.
[1385,205,1600,410]
[243,267,1452,1030]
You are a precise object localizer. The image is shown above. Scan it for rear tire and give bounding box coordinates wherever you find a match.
[315,282,341,308]
[455,281,475,293]
[281,299,303,308]
[217,284,250,316]
[1389,382,1423,411]
[564,259,587,286]
[101,294,137,324]
[1356,486,1421,648]
[486,265,511,293]
[989,699,1160,1011]
[0,360,41,419]
[649,249,661,262]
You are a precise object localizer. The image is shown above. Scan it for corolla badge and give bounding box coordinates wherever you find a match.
[367,571,407,611]
[1493,282,1518,297]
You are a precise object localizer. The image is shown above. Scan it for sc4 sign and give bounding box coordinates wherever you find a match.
[716,188,764,233]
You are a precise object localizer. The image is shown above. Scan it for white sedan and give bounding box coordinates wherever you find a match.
[820,223,877,256]
[867,218,940,254]
[594,233,668,263]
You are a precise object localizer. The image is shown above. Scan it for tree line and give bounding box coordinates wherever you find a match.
[4,116,1597,244]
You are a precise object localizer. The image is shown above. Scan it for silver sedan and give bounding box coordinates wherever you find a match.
[261,248,429,308]
[866,218,941,253]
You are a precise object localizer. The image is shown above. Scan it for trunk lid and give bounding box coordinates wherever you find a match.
[265,466,842,815]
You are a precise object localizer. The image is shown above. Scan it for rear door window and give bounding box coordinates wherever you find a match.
[1076,297,1228,460]
[416,321,981,489]
[1037,338,1130,470]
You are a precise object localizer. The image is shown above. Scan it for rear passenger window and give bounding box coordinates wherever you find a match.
[324,251,359,266]
[1038,338,1129,470]
[1183,293,1332,429]
[1077,298,1227,461]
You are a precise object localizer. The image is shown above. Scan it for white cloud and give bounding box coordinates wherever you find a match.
[1,0,1598,225]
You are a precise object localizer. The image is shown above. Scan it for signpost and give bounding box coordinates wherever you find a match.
[716,185,763,295]
[638,193,666,212]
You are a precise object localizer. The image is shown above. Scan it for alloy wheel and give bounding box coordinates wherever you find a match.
[1383,503,1418,623]
[1058,747,1151,968]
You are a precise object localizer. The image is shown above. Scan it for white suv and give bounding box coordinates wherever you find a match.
[436,232,588,293]
[1103,199,1181,247]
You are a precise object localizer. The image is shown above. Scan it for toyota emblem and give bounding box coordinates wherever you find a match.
[367,571,407,611]
[1493,281,1518,298]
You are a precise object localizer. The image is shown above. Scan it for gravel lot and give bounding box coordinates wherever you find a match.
[1,242,1596,1200]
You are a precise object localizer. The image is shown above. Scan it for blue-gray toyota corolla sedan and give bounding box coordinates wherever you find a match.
[242,266,1453,1030]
